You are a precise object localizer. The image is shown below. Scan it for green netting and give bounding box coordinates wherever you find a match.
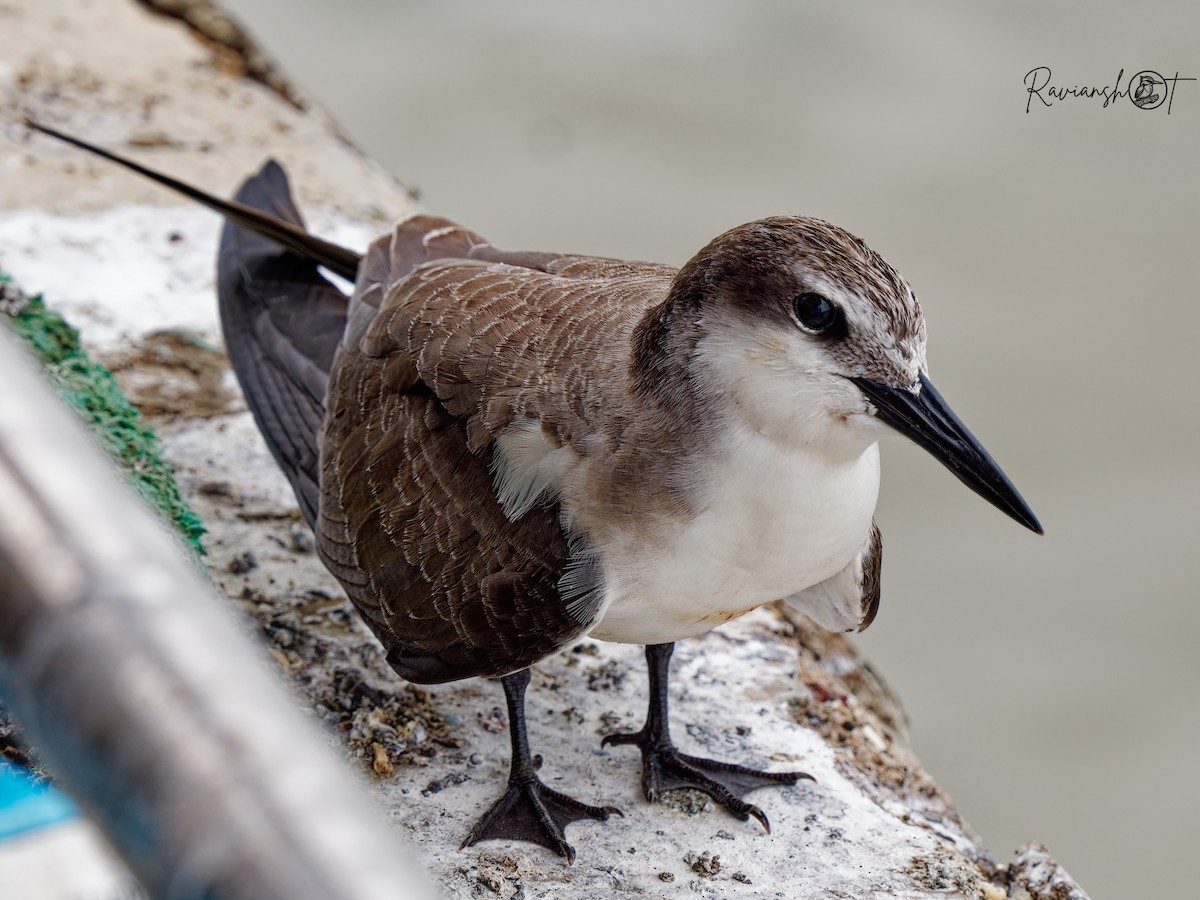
[1,269,206,555]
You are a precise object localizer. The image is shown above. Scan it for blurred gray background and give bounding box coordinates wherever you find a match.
[218,1,1198,894]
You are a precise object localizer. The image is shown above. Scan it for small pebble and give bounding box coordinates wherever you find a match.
[0,282,29,316]
[478,708,506,733]
[421,771,469,796]
[684,850,720,877]
[371,742,394,777]
[289,526,314,553]
[228,550,257,574]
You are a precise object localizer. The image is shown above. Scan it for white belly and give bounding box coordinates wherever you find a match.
[589,438,879,644]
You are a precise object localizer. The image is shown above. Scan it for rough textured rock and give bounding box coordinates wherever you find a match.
[0,1,1091,897]
[1003,845,1091,900]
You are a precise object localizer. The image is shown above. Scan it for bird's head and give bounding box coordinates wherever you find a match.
[639,216,1041,534]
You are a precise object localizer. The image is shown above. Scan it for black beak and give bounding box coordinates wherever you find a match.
[852,372,1043,534]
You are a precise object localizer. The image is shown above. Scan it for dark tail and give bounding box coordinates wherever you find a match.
[217,163,348,527]
[27,120,359,528]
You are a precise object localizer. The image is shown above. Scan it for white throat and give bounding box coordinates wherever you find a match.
[590,422,880,644]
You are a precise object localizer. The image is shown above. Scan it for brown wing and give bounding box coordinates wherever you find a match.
[317,217,676,683]
[856,520,882,632]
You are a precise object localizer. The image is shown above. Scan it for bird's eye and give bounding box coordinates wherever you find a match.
[792,293,839,333]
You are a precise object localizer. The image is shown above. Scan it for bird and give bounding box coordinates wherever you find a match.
[1133,73,1162,107]
[27,120,1042,863]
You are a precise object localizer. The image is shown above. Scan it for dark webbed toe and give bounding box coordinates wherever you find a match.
[461,776,621,862]
[604,727,809,832]
[645,745,809,832]
[464,669,621,862]
[607,643,812,831]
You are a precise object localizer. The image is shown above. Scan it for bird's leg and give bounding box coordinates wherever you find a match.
[461,668,620,862]
[602,642,811,832]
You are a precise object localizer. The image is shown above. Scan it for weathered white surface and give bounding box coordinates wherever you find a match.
[0,206,224,346]
[0,206,373,348]
[0,1,1092,897]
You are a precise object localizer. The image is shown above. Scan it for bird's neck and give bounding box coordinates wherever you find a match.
[629,289,700,402]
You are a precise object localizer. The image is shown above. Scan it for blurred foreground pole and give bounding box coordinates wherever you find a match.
[0,326,440,899]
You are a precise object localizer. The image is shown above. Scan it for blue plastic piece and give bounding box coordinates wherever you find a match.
[0,760,79,840]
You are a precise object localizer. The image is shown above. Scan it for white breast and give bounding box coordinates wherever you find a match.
[589,430,880,644]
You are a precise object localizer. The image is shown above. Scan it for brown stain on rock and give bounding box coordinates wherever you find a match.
[100,329,240,419]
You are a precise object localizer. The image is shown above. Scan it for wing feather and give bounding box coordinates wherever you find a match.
[317,219,676,682]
